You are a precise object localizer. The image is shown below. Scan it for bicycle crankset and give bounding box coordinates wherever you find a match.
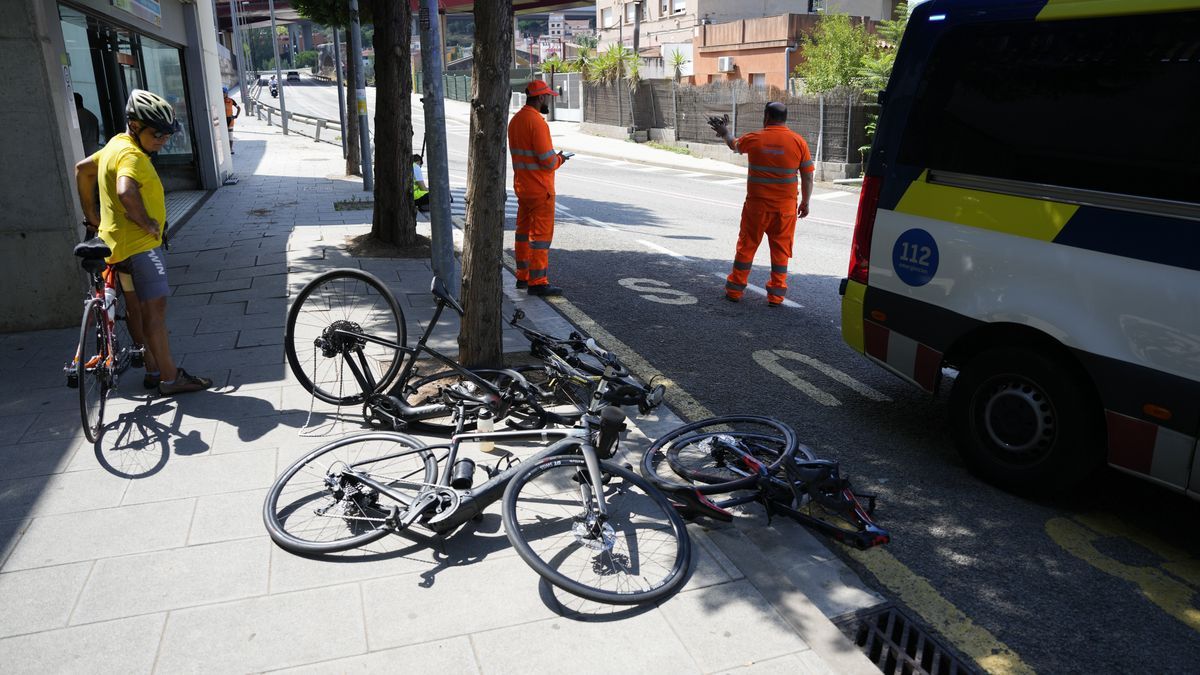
[363,393,404,430]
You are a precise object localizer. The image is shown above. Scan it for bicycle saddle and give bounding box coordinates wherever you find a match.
[73,237,112,260]
[429,277,464,316]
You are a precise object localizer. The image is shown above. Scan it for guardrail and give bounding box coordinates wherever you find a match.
[247,95,342,146]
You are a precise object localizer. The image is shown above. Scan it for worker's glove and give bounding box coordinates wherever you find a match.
[707,114,731,137]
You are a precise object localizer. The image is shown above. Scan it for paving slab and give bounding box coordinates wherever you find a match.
[0,613,165,675]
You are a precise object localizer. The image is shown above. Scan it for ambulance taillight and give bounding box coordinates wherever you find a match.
[848,175,882,285]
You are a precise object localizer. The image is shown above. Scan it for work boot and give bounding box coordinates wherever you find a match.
[158,368,214,396]
[515,280,528,290]
[527,284,562,297]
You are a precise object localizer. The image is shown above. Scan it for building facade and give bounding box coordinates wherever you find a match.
[2,0,232,330]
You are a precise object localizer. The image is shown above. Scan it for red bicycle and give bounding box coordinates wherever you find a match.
[64,237,141,442]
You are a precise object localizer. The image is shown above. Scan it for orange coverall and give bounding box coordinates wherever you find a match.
[508,104,564,288]
[725,125,815,305]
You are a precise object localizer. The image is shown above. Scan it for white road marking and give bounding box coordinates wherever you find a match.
[637,239,689,260]
[667,172,709,179]
[711,273,803,308]
[753,349,891,406]
[580,216,618,231]
[811,190,857,202]
[711,177,744,185]
[632,165,672,172]
[618,278,698,305]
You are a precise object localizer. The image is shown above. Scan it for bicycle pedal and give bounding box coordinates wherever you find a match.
[65,372,79,389]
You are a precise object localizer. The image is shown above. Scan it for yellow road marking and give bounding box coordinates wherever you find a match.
[1046,515,1200,632]
[846,548,1036,674]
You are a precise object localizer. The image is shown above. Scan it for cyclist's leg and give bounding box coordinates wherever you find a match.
[124,248,177,382]
[117,266,157,376]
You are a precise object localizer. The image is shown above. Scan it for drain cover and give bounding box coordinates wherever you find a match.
[834,604,978,675]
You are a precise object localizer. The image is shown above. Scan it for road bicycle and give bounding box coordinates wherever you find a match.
[64,237,141,443]
[264,337,689,605]
[285,268,567,434]
[641,415,891,551]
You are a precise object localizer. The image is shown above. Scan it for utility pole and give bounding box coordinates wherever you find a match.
[419,0,457,296]
[267,0,287,134]
[333,27,347,159]
[348,0,373,191]
[229,0,250,110]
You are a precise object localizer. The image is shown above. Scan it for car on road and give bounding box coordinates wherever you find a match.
[286,71,300,82]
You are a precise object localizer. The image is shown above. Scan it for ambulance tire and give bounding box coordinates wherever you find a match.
[950,347,1103,494]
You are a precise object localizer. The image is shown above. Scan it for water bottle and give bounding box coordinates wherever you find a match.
[103,285,118,323]
[476,409,497,454]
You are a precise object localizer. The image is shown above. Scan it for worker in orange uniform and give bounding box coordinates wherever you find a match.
[508,80,570,297]
[709,102,814,306]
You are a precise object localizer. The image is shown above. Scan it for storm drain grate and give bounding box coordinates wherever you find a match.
[834,604,978,675]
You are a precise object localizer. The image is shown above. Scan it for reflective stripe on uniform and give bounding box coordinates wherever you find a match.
[512,148,537,156]
[530,269,548,279]
[536,149,556,160]
[771,264,788,274]
[726,281,747,291]
[733,261,753,271]
[800,160,814,170]
[748,176,799,185]
[513,161,547,171]
[767,287,786,297]
[515,233,529,242]
[749,164,798,175]
[530,240,552,250]
[516,260,529,269]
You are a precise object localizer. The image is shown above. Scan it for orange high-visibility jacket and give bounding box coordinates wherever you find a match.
[735,125,815,203]
[508,105,564,198]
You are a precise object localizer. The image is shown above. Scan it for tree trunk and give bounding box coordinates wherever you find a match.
[457,0,513,367]
[344,37,361,177]
[369,0,416,246]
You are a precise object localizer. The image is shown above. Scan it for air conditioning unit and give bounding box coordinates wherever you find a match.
[717,56,735,73]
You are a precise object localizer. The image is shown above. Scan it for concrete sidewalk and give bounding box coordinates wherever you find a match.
[0,112,883,674]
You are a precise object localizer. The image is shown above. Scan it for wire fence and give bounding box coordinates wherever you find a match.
[584,80,876,164]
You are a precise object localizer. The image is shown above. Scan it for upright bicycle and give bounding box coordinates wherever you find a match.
[264,337,689,605]
[64,237,141,442]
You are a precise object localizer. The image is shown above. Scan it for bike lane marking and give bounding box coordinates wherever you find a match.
[617,278,697,305]
[1046,513,1200,633]
[752,349,890,406]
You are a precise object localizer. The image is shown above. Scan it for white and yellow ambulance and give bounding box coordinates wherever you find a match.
[840,0,1200,495]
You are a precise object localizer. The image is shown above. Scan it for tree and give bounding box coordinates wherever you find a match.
[668,48,687,83]
[292,0,370,177]
[794,13,873,92]
[858,2,909,97]
[457,0,514,367]
[517,17,543,38]
[367,0,417,247]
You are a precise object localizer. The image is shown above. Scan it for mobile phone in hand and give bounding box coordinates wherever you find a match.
[559,151,575,159]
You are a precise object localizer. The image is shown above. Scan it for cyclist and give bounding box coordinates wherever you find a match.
[73,89,213,396]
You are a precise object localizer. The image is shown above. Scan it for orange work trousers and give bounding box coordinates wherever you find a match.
[725,199,797,305]
[515,194,555,287]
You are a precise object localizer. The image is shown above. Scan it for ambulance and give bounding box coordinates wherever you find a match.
[839,0,1200,495]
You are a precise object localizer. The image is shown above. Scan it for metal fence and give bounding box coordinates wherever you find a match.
[585,80,876,164]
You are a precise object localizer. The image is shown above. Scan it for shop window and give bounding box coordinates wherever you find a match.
[140,35,193,160]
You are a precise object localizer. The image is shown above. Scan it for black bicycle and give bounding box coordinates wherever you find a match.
[641,415,890,551]
[264,339,689,605]
[285,269,569,434]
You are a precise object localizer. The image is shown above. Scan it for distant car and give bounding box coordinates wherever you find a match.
[286,71,300,82]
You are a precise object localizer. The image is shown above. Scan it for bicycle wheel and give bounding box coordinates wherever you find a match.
[503,454,690,605]
[77,298,109,443]
[285,269,407,405]
[110,289,135,376]
[641,416,799,494]
[264,432,438,554]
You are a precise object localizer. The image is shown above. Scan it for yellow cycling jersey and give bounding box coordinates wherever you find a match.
[90,133,166,264]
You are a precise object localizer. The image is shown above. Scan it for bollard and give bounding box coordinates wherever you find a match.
[315,119,324,142]
[267,109,273,126]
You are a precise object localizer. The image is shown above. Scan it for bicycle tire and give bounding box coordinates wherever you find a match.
[641,415,799,495]
[77,298,109,443]
[285,269,407,405]
[503,454,691,605]
[263,432,437,554]
[110,290,135,377]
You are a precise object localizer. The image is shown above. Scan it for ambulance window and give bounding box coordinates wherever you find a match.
[897,11,1199,204]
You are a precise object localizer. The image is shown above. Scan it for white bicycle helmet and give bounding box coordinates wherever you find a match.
[125,89,181,134]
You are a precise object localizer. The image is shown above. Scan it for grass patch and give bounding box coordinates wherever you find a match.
[645,141,695,156]
[334,197,375,211]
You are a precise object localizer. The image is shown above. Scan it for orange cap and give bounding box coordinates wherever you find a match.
[525,80,558,97]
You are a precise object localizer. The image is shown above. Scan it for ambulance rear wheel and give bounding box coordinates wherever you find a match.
[950,347,1102,494]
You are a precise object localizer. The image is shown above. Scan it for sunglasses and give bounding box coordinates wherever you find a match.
[149,129,174,140]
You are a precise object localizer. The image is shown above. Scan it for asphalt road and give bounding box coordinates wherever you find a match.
[277,78,1200,674]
